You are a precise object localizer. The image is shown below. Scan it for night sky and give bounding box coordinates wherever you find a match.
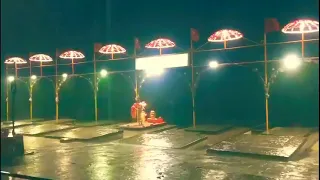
[1,0,319,55]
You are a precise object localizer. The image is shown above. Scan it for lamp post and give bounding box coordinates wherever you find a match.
[4,58,27,122]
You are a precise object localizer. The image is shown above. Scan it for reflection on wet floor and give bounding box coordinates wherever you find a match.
[1,135,318,180]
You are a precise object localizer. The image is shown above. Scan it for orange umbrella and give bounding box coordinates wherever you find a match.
[59,50,85,74]
[282,19,319,57]
[208,29,243,49]
[29,54,53,76]
[145,38,176,55]
[99,44,126,59]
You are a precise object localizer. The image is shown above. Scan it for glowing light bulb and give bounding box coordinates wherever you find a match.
[209,61,219,68]
[283,54,302,70]
[100,69,108,77]
[7,76,15,82]
[31,75,37,80]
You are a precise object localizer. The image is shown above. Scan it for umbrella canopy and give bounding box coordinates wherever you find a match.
[208,29,243,42]
[99,44,126,54]
[282,19,319,34]
[59,50,85,59]
[29,54,53,62]
[145,38,175,49]
[4,57,27,64]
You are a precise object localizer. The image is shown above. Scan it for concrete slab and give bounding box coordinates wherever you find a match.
[120,129,207,149]
[120,122,167,130]
[35,119,75,125]
[12,124,75,136]
[207,134,306,161]
[44,126,123,142]
[262,127,314,137]
[1,121,33,129]
[184,125,233,134]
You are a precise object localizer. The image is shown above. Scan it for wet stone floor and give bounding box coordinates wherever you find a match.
[1,135,318,180]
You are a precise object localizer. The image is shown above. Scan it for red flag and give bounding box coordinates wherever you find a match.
[134,38,140,50]
[264,18,280,33]
[191,28,199,42]
[94,43,103,52]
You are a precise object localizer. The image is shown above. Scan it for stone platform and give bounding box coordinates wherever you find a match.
[11,124,75,136]
[262,127,314,137]
[120,122,167,131]
[121,128,207,149]
[35,119,76,125]
[207,133,309,161]
[184,124,233,134]
[44,126,123,142]
[1,121,33,129]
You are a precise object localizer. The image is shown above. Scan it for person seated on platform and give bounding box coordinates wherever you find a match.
[147,110,165,124]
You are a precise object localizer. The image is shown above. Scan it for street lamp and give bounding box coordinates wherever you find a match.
[62,73,68,80]
[7,76,15,82]
[282,54,302,71]
[209,61,219,69]
[31,75,37,80]
[100,69,108,77]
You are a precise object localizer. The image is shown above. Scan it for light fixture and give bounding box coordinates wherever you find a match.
[100,69,108,77]
[209,61,219,68]
[7,76,15,82]
[282,54,302,70]
[31,75,37,80]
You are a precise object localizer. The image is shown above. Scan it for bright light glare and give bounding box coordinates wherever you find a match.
[7,76,15,82]
[62,73,68,78]
[100,69,108,77]
[209,61,219,68]
[283,54,302,70]
[31,75,37,80]
[145,68,164,77]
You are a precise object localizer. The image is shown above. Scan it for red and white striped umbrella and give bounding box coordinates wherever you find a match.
[145,38,175,49]
[29,54,53,62]
[4,57,27,64]
[208,29,243,42]
[59,50,85,59]
[282,19,319,34]
[99,44,126,54]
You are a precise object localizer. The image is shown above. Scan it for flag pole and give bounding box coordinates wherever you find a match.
[55,50,59,123]
[264,32,269,133]
[93,44,98,124]
[190,29,196,128]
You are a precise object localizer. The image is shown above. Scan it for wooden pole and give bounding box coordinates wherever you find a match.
[14,63,18,77]
[71,58,74,74]
[301,33,305,58]
[190,29,196,128]
[40,61,43,76]
[224,40,227,49]
[55,51,59,122]
[6,65,9,122]
[29,61,33,121]
[264,33,269,133]
[93,46,98,123]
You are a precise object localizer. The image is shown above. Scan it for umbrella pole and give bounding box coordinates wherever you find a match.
[55,58,59,123]
[40,61,43,76]
[111,53,114,60]
[301,33,305,58]
[6,65,9,122]
[159,48,162,55]
[72,58,74,74]
[15,63,18,77]
[224,40,227,49]
[30,84,33,121]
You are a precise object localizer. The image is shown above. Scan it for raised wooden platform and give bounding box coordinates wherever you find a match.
[120,122,167,131]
